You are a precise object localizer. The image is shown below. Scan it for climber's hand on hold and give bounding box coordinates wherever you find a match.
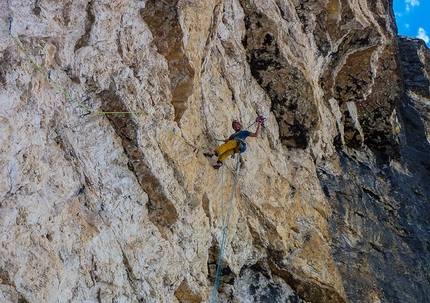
[255,116,266,125]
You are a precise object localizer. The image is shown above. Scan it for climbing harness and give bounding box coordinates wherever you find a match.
[212,153,241,303]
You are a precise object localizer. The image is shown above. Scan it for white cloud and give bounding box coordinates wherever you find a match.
[405,0,420,6]
[405,0,419,12]
[417,28,429,44]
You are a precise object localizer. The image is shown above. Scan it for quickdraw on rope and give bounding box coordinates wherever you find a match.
[212,153,241,303]
[0,22,210,152]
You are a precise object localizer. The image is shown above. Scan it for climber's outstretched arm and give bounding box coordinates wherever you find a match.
[248,121,262,138]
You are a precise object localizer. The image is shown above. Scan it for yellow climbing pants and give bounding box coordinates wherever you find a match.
[215,140,241,163]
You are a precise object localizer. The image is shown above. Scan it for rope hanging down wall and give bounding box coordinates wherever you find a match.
[212,153,241,303]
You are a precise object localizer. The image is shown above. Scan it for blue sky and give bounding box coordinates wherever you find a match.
[394,0,430,47]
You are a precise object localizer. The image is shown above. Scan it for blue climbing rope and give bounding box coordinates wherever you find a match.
[211,153,241,303]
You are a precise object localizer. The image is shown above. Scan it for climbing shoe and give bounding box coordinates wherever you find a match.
[203,152,214,158]
[213,161,223,169]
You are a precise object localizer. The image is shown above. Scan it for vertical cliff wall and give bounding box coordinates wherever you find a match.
[0,0,429,302]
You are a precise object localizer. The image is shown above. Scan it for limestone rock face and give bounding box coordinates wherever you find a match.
[0,1,429,303]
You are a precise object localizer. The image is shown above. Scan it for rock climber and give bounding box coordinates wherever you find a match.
[204,116,266,169]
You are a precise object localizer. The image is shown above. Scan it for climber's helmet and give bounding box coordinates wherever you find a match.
[232,120,242,131]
